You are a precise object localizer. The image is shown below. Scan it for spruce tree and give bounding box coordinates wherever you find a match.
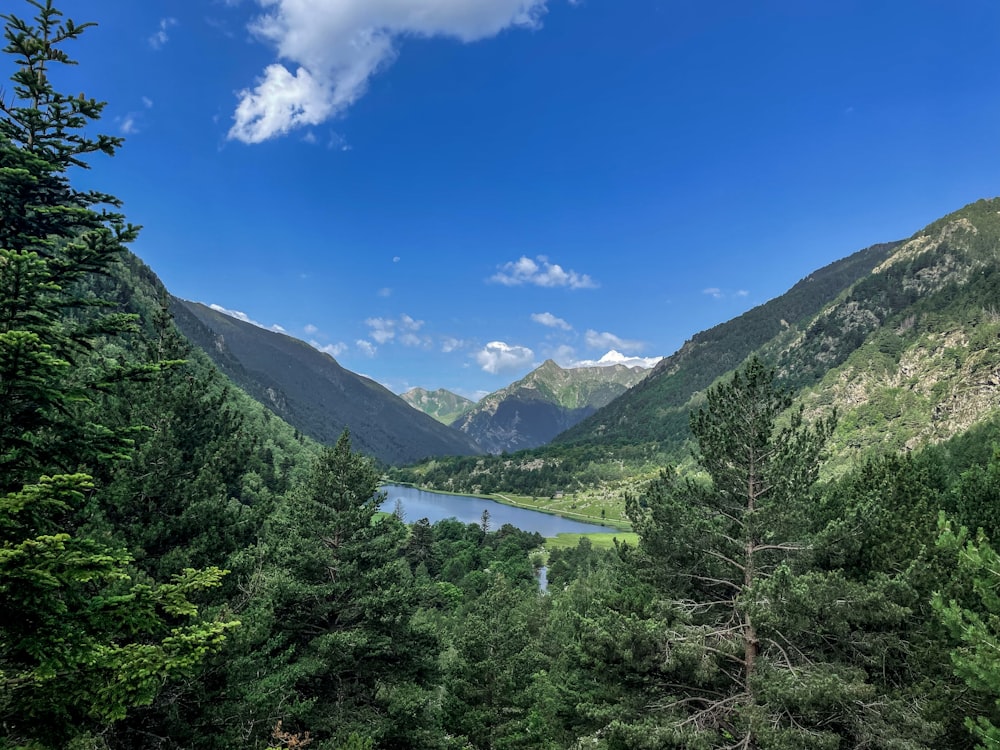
[0,2,235,745]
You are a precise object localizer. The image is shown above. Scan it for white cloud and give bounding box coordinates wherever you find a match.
[367,317,395,344]
[399,332,429,348]
[441,337,468,353]
[584,329,643,354]
[377,287,392,297]
[208,303,285,332]
[303,323,319,334]
[475,341,535,374]
[491,255,597,289]
[120,115,138,135]
[310,340,347,358]
[365,314,426,345]
[566,349,662,369]
[229,0,549,143]
[142,96,154,109]
[356,339,377,357]
[149,18,178,50]
[703,287,750,300]
[531,311,572,330]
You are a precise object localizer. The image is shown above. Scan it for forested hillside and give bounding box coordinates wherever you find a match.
[5,3,1000,750]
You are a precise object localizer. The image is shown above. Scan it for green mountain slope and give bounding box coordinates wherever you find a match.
[401,387,475,425]
[555,239,900,449]
[774,199,1000,471]
[453,359,652,454]
[170,298,482,465]
[567,197,1000,463]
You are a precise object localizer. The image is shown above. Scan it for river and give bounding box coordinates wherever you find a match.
[381,484,615,537]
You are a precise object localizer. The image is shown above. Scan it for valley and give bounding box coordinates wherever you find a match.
[5,2,1000,749]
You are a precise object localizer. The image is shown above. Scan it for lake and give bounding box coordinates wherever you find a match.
[381,484,616,537]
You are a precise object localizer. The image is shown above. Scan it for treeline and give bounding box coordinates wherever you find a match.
[4,3,1000,749]
[388,440,667,498]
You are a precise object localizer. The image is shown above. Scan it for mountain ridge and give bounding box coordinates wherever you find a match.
[170,298,482,465]
[453,358,651,454]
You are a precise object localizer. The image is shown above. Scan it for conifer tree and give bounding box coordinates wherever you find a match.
[935,521,1000,748]
[0,2,235,745]
[626,357,838,747]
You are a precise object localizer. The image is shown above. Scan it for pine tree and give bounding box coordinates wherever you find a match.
[0,3,235,744]
[935,521,1000,748]
[626,357,838,747]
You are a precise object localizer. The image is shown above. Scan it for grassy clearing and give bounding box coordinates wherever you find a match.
[545,532,639,551]
[490,491,632,529]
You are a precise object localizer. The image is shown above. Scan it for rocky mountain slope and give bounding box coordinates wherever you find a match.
[562,198,1000,468]
[400,388,475,425]
[555,239,901,449]
[452,359,651,454]
[170,299,481,465]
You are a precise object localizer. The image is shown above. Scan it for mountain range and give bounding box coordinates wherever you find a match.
[450,359,651,454]
[392,197,1000,496]
[162,198,1000,483]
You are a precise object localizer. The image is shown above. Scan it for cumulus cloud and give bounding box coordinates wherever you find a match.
[149,17,178,50]
[365,314,427,346]
[356,339,377,357]
[703,287,723,299]
[229,0,550,143]
[567,350,662,369]
[584,329,643,354]
[303,323,319,334]
[491,256,597,290]
[475,341,535,374]
[209,303,285,332]
[531,311,572,330]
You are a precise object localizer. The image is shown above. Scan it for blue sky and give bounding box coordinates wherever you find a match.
[29,0,1000,398]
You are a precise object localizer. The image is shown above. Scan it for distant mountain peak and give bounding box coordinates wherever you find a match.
[452,358,652,454]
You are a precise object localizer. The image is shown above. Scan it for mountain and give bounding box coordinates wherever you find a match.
[555,238,901,450]
[452,359,652,454]
[561,197,1000,467]
[169,298,481,465]
[401,388,476,425]
[397,198,1000,497]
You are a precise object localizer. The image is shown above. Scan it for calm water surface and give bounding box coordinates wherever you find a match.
[381,484,614,537]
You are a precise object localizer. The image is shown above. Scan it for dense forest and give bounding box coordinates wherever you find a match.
[4,3,1000,749]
